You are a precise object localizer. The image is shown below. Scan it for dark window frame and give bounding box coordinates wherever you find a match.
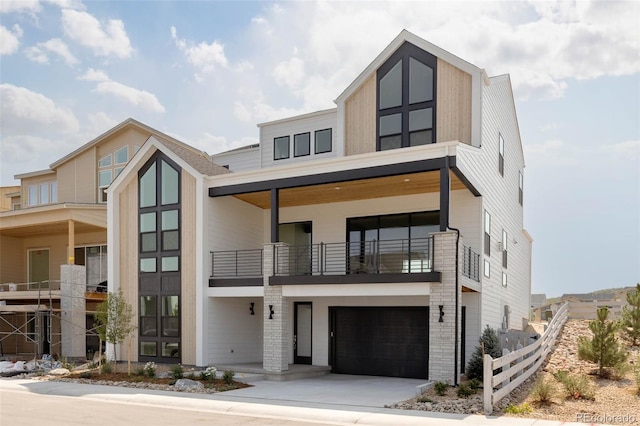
[274,136,290,160]
[518,171,523,206]
[498,133,505,176]
[137,152,182,364]
[294,132,311,157]
[376,42,437,152]
[314,128,332,154]
[484,210,491,257]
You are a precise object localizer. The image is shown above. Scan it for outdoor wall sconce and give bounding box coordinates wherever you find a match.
[438,305,445,322]
[249,302,255,315]
[268,305,274,320]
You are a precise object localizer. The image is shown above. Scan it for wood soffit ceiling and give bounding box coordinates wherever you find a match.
[234,171,466,209]
[0,221,104,238]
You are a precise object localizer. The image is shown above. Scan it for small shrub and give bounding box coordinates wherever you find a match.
[634,366,640,395]
[504,402,533,414]
[467,378,481,390]
[417,395,434,403]
[556,373,595,400]
[79,371,93,379]
[61,357,75,371]
[456,382,477,398]
[200,366,217,382]
[170,365,184,380]
[222,370,235,385]
[135,368,145,376]
[611,361,632,381]
[143,361,156,378]
[466,325,502,381]
[434,381,448,396]
[531,376,556,405]
[87,361,98,370]
[187,372,196,380]
[100,361,112,374]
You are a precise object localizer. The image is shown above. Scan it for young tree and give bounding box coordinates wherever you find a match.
[95,289,136,373]
[466,325,503,381]
[578,306,628,377]
[621,284,640,346]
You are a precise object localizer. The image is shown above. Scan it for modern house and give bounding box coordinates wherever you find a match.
[107,30,532,383]
[533,288,636,321]
[0,119,215,360]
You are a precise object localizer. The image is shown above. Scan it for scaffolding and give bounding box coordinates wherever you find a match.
[0,278,103,361]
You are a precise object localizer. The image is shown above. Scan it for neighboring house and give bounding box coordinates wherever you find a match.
[0,186,21,212]
[0,119,213,360]
[534,288,635,321]
[109,30,532,384]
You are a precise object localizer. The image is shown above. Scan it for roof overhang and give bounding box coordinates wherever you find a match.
[209,142,481,209]
[0,203,106,238]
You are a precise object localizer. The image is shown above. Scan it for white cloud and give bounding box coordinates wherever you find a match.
[0,24,23,55]
[171,26,228,79]
[87,112,118,134]
[25,38,78,65]
[273,57,305,90]
[95,81,165,113]
[79,67,110,82]
[0,1,41,14]
[0,83,79,135]
[61,9,132,58]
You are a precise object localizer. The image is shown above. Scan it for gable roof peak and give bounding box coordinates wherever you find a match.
[335,29,486,104]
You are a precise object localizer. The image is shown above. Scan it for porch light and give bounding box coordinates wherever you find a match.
[438,305,445,322]
[250,302,255,315]
[269,305,274,320]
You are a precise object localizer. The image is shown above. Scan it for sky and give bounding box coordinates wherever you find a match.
[0,0,638,297]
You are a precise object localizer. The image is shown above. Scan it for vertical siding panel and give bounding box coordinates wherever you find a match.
[119,177,138,359]
[345,74,376,156]
[181,171,197,365]
[437,59,472,145]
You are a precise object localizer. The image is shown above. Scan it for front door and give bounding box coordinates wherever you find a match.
[294,302,312,364]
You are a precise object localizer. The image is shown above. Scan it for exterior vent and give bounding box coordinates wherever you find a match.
[497,242,504,251]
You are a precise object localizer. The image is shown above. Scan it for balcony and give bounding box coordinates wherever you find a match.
[209,237,442,286]
[462,245,480,282]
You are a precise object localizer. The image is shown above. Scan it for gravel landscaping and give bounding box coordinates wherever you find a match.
[391,320,640,423]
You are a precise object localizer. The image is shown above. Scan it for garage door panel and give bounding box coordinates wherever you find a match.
[330,307,428,379]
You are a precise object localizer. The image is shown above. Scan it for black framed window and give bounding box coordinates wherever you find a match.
[519,171,523,205]
[315,128,332,154]
[294,132,310,157]
[377,42,436,151]
[484,210,491,257]
[274,136,290,160]
[502,229,508,268]
[499,133,505,176]
[138,152,181,363]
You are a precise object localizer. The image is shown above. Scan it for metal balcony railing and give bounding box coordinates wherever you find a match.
[462,245,480,281]
[210,249,263,278]
[274,237,434,276]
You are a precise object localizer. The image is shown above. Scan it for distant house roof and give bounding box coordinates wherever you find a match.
[531,294,547,306]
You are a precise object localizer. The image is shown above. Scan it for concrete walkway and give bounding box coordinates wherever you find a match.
[1,376,602,426]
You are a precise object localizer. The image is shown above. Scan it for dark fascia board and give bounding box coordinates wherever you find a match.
[209,278,263,287]
[209,156,451,197]
[450,163,481,197]
[269,272,441,285]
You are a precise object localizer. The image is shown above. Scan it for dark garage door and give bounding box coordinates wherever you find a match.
[329,307,429,379]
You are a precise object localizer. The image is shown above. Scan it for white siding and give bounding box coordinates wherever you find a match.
[456,75,531,331]
[462,291,481,369]
[211,146,260,173]
[208,196,264,254]
[260,110,337,168]
[207,297,263,364]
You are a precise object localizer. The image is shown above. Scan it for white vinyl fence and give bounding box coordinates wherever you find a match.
[483,302,569,414]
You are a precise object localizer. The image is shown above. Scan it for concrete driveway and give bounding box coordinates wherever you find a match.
[219,373,426,408]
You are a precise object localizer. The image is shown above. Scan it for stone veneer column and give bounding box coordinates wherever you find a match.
[60,265,86,359]
[429,231,462,383]
[262,243,289,372]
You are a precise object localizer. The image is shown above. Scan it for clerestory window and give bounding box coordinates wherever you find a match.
[377,42,436,151]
